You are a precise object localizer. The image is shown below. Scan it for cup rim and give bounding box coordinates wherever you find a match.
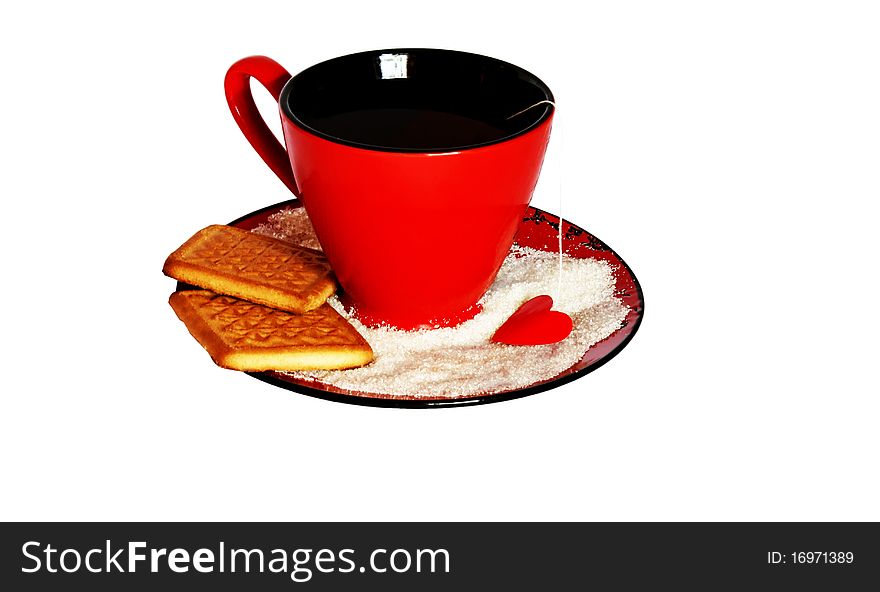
[279,48,554,154]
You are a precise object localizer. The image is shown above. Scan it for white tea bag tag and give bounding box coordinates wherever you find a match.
[378,53,409,79]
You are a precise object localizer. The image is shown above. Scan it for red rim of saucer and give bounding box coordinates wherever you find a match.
[177,199,643,408]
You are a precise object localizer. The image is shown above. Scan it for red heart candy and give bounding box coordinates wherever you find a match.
[491,295,573,346]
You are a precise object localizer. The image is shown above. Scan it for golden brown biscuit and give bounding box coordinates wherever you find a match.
[169,290,374,371]
[163,225,335,313]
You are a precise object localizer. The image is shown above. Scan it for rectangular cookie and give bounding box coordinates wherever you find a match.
[169,290,374,371]
[163,225,335,313]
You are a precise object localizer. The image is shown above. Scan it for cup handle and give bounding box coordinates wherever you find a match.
[224,56,299,195]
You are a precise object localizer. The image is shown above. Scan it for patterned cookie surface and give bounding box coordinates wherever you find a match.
[163,225,335,313]
[169,290,373,371]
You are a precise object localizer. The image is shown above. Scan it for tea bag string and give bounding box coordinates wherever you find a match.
[507,100,564,300]
[505,99,557,122]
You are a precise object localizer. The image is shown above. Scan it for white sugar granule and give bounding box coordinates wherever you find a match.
[254,208,629,398]
[253,207,323,250]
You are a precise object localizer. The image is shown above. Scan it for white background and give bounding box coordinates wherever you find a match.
[1,1,877,521]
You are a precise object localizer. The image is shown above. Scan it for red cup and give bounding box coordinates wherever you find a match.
[225,49,554,329]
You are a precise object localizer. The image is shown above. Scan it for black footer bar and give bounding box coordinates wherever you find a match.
[2,523,877,590]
